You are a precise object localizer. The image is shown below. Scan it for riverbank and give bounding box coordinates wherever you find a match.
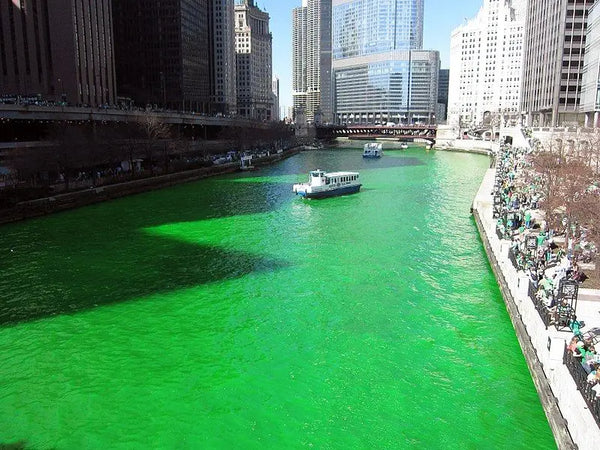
[0,147,301,225]
[472,168,600,449]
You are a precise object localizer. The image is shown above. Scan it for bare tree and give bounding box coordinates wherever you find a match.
[530,132,600,275]
[136,115,171,175]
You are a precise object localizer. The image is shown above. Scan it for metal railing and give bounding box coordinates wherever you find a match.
[527,279,553,328]
[508,247,520,270]
[496,225,504,241]
[563,345,600,428]
[534,297,554,329]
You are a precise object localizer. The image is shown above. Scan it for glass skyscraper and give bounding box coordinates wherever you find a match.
[332,0,423,58]
[332,0,438,125]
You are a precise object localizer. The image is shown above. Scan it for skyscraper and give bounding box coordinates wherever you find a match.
[272,76,280,121]
[521,0,595,127]
[234,0,273,120]
[332,0,438,125]
[581,1,600,127]
[437,69,449,122]
[210,0,237,115]
[0,0,116,107]
[448,0,526,129]
[292,3,308,119]
[112,0,211,112]
[292,0,333,124]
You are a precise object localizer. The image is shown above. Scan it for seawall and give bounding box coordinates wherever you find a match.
[472,168,600,449]
[0,148,301,225]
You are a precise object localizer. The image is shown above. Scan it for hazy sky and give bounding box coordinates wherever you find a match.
[257,0,483,111]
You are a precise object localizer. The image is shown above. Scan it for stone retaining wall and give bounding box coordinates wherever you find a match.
[0,148,300,225]
[473,168,600,449]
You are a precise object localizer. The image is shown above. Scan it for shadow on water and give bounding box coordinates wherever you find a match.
[0,149,425,327]
[0,441,28,450]
[0,231,290,326]
[0,179,296,327]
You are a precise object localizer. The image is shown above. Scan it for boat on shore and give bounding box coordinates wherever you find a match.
[240,154,255,171]
[363,142,383,158]
[292,169,361,199]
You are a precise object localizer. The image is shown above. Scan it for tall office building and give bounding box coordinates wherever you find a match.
[234,0,273,120]
[272,76,280,121]
[292,0,333,124]
[448,0,526,129]
[0,0,116,107]
[210,0,237,115]
[292,3,308,119]
[437,69,450,122]
[332,0,438,125]
[521,0,596,127]
[581,1,600,127]
[112,0,211,112]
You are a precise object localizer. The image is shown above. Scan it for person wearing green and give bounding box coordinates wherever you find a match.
[536,231,546,247]
[525,211,532,228]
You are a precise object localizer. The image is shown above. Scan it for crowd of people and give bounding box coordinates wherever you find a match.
[494,144,587,322]
[493,140,600,406]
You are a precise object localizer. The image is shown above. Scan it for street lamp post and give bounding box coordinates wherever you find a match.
[57,78,66,105]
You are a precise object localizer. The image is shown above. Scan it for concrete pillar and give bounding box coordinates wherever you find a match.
[518,274,531,299]
[594,111,600,129]
[585,112,591,128]
[548,337,567,362]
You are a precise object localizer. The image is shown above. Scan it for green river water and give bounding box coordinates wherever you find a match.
[0,147,555,449]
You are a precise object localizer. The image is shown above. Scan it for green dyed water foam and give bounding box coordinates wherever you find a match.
[0,147,555,449]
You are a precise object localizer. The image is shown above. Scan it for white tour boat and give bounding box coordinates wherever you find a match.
[292,170,361,199]
[362,142,383,158]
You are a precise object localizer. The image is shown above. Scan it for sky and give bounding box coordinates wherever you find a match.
[256,0,483,113]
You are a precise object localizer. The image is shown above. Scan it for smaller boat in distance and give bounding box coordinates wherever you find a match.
[292,170,361,199]
[362,142,383,158]
[304,141,324,150]
[399,143,408,149]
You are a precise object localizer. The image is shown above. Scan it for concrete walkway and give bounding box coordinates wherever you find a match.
[473,168,600,449]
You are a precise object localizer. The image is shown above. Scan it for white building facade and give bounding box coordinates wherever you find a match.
[580,1,600,127]
[292,0,333,124]
[235,0,273,120]
[448,0,526,130]
[292,2,308,119]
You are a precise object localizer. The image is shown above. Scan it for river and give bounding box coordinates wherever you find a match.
[0,146,555,448]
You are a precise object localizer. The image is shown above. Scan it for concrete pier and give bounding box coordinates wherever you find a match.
[472,168,600,449]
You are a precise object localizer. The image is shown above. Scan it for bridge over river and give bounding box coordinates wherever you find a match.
[315,124,437,145]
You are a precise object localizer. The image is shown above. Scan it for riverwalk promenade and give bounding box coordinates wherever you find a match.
[472,167,600,449]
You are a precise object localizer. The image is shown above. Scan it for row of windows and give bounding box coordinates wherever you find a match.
[327,175,357,185]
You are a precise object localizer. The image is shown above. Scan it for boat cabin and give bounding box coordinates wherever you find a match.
[309,170,327,186]
[308,170,359,186]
